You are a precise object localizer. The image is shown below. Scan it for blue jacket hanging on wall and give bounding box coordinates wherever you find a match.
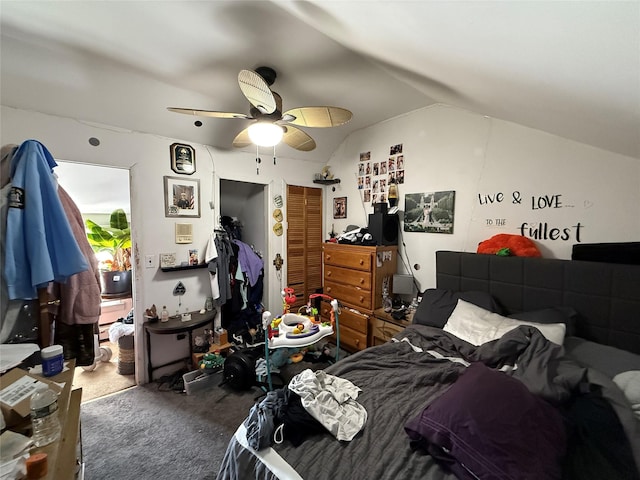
[5,139,88,300]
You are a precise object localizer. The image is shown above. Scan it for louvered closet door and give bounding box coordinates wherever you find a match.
[286,185,323,310]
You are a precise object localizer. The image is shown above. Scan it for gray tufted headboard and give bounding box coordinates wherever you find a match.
[436,251,640,354]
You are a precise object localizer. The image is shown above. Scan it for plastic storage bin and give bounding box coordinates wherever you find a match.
[182,370,217,395]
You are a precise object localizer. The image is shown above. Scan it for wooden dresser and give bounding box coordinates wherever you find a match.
[321,243,397,351]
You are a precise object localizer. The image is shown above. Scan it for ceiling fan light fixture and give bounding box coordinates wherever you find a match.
[248,122,284,147]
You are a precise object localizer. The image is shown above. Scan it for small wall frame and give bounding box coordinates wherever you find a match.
[170,143,196,175]
[164,176,201,218]
[333,197,347,219]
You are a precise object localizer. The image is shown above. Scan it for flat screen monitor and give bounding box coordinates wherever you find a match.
[392,274,415,303]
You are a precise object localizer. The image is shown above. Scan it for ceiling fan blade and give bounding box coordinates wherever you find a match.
[167,107,251,119]
[232,128,252,148]
[283,126,316,151]
[238,70,277,115]
[282,106,352,128]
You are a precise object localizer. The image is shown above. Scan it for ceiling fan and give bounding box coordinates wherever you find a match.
[167,66,353,152]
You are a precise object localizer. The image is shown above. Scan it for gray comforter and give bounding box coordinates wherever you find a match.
[216,324,639,480]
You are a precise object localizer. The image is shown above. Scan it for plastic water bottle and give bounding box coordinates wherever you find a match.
[30,384,61,447]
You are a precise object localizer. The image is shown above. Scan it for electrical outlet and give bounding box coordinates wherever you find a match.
[145,255,155,268]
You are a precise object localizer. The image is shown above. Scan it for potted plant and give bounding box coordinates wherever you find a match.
[85,208,132,296]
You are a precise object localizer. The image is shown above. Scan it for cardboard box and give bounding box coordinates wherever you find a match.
[213,329,228,345]
[191,352,206,370]
[0,368,63,428]
[209,342,233,354]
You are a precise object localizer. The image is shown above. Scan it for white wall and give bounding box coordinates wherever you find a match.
[326,104,640,291]
[1,105,320,383]
[4,103,639,382]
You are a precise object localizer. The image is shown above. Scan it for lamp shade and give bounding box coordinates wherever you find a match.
[248,122,284,147]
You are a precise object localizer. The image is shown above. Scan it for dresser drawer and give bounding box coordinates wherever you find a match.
[323,280,372,311]
[324,265,372,290]
[323,249,371,272]
[322,305,368,334]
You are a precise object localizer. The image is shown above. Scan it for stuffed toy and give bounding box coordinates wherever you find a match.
[477,233,542,257]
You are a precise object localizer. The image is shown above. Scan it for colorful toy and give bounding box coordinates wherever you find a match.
[268,313,333,348]
[199,351,225,370]
[282,287,296,314]
[261,291,341,390]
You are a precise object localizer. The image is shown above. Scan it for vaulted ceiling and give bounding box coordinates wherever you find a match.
[1,1,638,163]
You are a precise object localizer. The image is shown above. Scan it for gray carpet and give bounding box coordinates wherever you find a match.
[80,355,342,480]
[80,369,260,480]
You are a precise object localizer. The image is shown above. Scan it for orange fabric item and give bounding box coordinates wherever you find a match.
[477,233,542,257]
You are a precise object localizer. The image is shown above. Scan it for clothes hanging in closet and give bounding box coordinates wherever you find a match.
[206,229,234,307]
[204,231,221,303]
[233,239,264,288]
[208,232,264,335]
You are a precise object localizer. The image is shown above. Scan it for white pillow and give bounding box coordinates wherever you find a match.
[443,299,566,346]
[613,370,640,420]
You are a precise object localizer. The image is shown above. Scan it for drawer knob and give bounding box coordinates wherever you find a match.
[359,296,364,303]
[327,271,332,277]
[359,278,364,284]
[355,339,360,346]
[326,287,332,293]
[359,259,364,265]
[326,255,331,261]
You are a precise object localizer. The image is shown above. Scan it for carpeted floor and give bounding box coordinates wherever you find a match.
[80,354,342,480]
[81,370,255,480]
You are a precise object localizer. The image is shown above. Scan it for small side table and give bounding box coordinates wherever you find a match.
[143,310,215,382]
[371,308,413,346]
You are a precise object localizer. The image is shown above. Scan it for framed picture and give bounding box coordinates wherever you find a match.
[170,142,196,175]
[159,253,177,269]
[333,196,347,219]
[164,176,200,218]
[403,190,456,234]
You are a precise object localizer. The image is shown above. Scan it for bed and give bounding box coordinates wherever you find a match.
[217,250,640,480]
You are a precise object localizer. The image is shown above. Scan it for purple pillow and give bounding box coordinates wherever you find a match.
[405,362,566,480]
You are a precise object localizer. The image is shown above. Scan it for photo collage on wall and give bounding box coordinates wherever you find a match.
[357,144,405,205]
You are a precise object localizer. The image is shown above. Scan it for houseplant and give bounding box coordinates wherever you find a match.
[86,208,132,295]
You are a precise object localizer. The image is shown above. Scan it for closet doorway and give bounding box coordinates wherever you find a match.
[219,179,269,330]
[54,161,136,402]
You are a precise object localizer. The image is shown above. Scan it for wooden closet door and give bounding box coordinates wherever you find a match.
[286,185,323,310]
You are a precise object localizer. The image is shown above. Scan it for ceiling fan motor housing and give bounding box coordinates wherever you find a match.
[255,66,277,86]
[250,92,282,120]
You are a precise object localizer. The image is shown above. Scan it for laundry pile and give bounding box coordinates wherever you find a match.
[244,369,367,451]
